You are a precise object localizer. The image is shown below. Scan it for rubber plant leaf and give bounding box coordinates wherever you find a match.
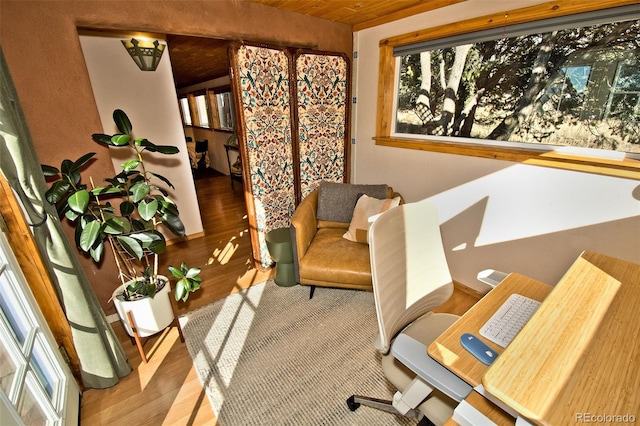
[122,159,140,172]
[92,133,114,146]
[138,199,158,221]
[72,152,96,170]
[128,230,164,249]
[91,186,122,196]
[60,159,75,177]
[116,235,143,260]
[41,164,59,177]
[103,213,131,234]
[131,218,153,232]
[68,189,90,214]
[149,171,175,189]
[79,220,101,252]
[161,212,186,237]
[60,159,81,186]
[158,198,180,216]
[145,283,157,299]
[175,279,188,302]
[45,181,70,204]
[90,240,104,262]
[167,265,184,278]
[186,267,202,279]
[111,134,131,146]
[64,209,79,221]
[139,139,179,154]
[119,201,135,216]
[113,109,132,134]
[130,183,150,202]
[145,230,166,254]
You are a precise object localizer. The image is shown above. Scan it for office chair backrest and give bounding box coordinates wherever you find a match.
[369,201,454,353]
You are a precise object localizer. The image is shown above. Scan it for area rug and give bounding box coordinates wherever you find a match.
[178,281,415,425]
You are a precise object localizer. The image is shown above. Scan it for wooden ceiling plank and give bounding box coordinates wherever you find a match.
[353,0,465,31]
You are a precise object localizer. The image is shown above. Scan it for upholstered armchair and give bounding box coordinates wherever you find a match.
[290,182,402,298]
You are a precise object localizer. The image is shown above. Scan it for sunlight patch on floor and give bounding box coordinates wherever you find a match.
[208,228,250,265]
[136,327,180,389]
[167,366,211,421]
[182,284,266,414]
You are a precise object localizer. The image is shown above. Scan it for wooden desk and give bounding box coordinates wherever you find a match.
[483,251,640,425]
[427,274,553,387]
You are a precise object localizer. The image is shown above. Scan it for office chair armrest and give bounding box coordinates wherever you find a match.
[477,269,509,288]
[391,334,472,402]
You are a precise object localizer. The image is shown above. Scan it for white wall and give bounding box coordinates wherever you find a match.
[79,34,204,238]
[353,0,640,292]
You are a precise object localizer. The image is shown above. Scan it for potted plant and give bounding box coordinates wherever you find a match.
[42,109,202,337]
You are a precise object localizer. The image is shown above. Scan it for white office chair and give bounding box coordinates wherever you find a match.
[347,201,472,425]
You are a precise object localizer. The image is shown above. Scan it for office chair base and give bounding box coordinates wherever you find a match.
[346,395,422,419]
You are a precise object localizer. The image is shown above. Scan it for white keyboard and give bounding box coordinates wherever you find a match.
[479,293,541,348]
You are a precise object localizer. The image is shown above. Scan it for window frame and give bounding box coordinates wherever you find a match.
[178,95,193,126]
[208,85,235,132]
[192,90,211,128]
[374,0,640,179]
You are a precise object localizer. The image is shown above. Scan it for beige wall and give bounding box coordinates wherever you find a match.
[0,0,351,313]
[352,0,640,292]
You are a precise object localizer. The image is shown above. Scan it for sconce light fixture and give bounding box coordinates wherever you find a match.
[121,38,166,71]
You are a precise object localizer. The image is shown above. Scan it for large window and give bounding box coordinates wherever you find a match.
[393,6,640,155]
[375,1,640,177]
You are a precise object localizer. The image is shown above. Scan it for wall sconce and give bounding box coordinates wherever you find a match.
[121,38,165,71]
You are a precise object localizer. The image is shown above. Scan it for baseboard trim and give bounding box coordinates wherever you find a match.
[167,231,206,246]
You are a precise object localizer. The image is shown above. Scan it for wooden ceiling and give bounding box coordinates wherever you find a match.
[168,0,462,88]
[247,0,463,31]
[166,35,231,88]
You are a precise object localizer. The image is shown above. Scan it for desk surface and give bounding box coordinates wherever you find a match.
[427,273,553,387]
[483,251,640,425]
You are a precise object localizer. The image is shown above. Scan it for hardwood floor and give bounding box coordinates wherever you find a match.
[80,173,273,425]
[79,172,479,425]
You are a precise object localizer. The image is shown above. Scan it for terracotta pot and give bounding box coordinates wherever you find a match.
[112,276,174,338]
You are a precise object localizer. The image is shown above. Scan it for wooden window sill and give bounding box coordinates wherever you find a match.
[374,136,640,179]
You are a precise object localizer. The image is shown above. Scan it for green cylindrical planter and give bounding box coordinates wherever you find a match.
[265,227,297,287]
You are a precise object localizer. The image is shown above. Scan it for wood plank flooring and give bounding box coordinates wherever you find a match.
[79,172,479,425]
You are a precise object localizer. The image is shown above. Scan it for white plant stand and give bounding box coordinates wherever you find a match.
[112,278,184,363]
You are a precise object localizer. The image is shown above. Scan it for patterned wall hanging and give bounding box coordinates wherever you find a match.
[230,43,296,269]
[293,50,350,199]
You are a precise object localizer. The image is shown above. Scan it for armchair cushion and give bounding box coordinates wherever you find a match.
[316,182,388,223]
[343,195,401,243]
[299,227,373,287]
